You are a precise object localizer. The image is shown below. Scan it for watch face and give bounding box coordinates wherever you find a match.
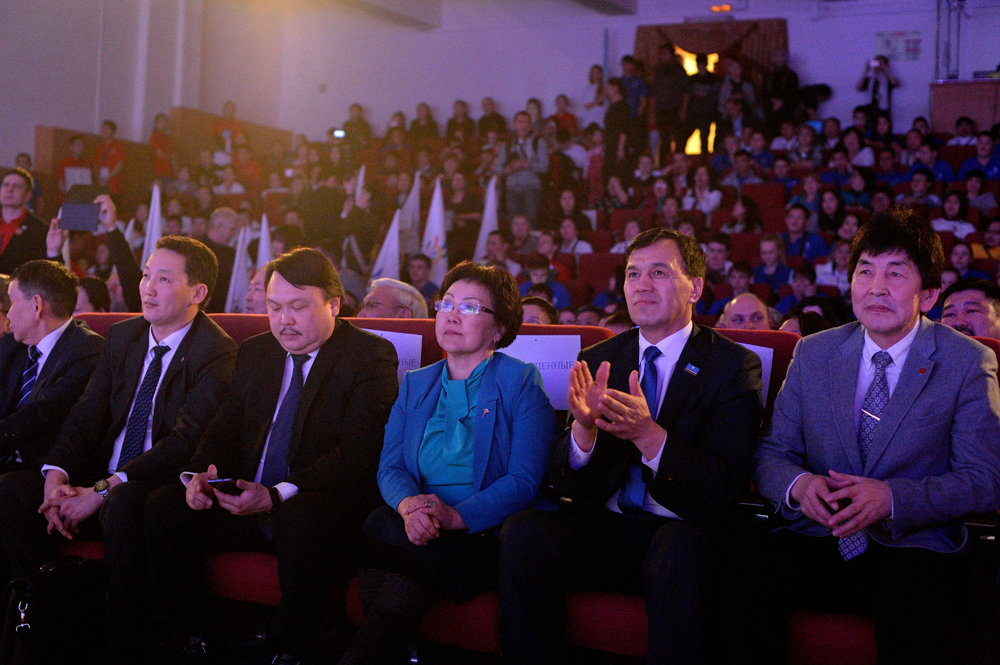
[94,480,108,492]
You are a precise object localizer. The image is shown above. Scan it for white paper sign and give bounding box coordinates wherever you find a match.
[503,335,581,410]
[360,328,423,384]
[737,343,774,405]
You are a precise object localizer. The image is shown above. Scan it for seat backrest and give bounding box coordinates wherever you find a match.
[209,313,271,344]
[713,328,801,428]
[344,317,443,366]
[75,312,136,338]
[577,253,626,294]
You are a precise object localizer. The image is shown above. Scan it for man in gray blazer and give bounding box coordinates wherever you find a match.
[739,209,1000,665]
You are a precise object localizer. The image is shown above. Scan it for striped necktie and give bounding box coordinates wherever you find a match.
[617,345,661,514]
[16,346,41,410]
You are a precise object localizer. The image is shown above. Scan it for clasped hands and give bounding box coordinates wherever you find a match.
[790,470,892,538]
[397,494,465,546]
[567,360,664,460]
[38,471,113,540]
[186,464,274,516]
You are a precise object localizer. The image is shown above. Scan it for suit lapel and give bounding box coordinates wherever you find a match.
[152,314,206,433]
[657,325,709,430]
[249,342,287,472]
[832,326,866,473]
[472,357,499,491]
[32,321,79,396]
[287,320,350,465]
[405,364,444,475]
[863,319,935,473]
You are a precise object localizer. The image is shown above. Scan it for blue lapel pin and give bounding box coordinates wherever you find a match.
[684,364,699,376]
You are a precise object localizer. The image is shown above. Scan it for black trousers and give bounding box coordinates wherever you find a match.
[144,483,361,658]
[360,505,499,603]
[499,508,721,665]
[718,529,972,665]
[655,110,685,164]
[0,469,161,658]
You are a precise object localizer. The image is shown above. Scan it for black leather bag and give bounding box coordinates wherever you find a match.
[0,556,106,665]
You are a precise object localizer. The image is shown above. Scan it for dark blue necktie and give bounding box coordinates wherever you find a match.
[260,354,309,488]
[117,345,170,471]
[16,346,40,410]
[839,350,892,561]
[617,346,662,514]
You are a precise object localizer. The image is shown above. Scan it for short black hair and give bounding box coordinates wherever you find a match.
[154,236,219,307]
[102,120,117,133]
[707,232,731,249]
[625,228,706,280]
[793,263,817,283]
[521,296,557,324]
[11,260,79,319]
[729,260,753,278]
[266,247,344,302]
[527,283,554,303]
[439,261,523,348]
[941,278,1000,317]
[848,208,944,290]
[78,276,111,313]
[408,254,432,269]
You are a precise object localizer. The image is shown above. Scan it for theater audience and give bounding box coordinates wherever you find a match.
[519,253,571,310]
[753,234,791,295]
[965,171,999,217]
[778,310,831,336]
[718,292,771,330]
[574,306,603,326]
[930,190,977,240]
[76,276,112,314]
[335,261,555,664]
[406,254,439,301]
[949,241,992,281]
[720,195,762,234]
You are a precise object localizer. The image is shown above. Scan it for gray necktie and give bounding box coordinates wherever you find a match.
[839,350,892,561]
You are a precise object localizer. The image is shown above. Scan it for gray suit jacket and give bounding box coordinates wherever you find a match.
[753,318,1000,553]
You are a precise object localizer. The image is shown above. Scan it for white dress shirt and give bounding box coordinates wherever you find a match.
[42,321,192,484]
[569,321,694,518]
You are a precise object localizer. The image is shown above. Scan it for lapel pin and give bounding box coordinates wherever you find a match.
[918,368,925,374]
[482,408,490,417]
[684,364,699,376]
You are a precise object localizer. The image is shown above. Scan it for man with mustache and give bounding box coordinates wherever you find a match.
[940,278,1000,341]
[145,248,398,665]
[734,210,1000,664]
[0,229,237,664]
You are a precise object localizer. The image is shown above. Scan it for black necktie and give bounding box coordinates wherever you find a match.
[117,345,170,471]
[16,346,40,410]
[260,354,309,488]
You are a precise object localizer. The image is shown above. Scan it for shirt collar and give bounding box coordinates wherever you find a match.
[147,319,194,354]
[862,317,920,370]
[638,320,694,362]
[34,317,73,359]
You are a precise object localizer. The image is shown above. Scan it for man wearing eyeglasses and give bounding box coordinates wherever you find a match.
[357,278,429,319]
[145,248,398,665]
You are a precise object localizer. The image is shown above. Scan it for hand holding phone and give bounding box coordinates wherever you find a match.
[208,478,243,496]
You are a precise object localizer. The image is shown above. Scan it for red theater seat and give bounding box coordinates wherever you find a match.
[576,252,626,294]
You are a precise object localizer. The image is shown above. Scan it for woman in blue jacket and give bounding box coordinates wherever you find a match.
[338,261,557,664]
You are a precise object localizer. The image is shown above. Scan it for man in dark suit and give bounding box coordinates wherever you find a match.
[0,235,237,663]
[145,248,399,665]
[0,260,104,474]
[0,168,48,275]
[732,210,1000,665]
[499,228,763,665]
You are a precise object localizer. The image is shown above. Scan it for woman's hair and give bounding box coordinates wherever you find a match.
[818,188,845,232]
[78,277,111,313]
[688,164,718,190]
[439,261,524,349]
[560,216,587,240]
[942,189,969,221]
[736,195,762,231]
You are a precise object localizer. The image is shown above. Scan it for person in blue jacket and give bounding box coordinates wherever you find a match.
[337,261,557,664]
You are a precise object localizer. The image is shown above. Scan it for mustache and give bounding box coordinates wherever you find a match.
[279,327,301,336]
[952,323,975,336]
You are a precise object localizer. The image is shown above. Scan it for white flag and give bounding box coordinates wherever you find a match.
[355,164,366,198]
[256,212,272,271]
[370,209,401,282]
[472,175,499,263]
[224,227,252,313]
[398,173,421,256]
[421,177,448,285]
[140,184,164,268]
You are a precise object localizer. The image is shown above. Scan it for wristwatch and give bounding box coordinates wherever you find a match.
[268,486,282,514]
[94,479,110,501]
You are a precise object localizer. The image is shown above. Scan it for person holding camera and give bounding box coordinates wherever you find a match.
[856,55,898,124]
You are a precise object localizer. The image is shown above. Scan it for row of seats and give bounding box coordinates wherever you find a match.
[62,313,1000,665]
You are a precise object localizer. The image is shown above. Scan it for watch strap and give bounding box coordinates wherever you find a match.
[268,486,281,514]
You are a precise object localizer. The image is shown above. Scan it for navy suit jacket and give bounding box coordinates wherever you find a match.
[753,318,1000,553]
[377,352,557,534]
[0,320,104,468]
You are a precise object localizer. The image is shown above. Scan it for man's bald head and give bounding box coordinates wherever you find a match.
[721,293,770,330]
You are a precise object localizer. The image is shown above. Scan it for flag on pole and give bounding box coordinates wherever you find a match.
[224,227,252,312]
[398,173,421,256]
[256,212,272,271]
[370,209,401,282]
[472,175,499,262]
[355,165,366,199]
[421,177,448,285]
[140,184,163,268]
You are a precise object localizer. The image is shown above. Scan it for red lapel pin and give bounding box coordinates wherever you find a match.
[918,368,926,374]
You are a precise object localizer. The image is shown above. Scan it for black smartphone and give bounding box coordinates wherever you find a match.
[208,478,243,495]
[60,202,101,232]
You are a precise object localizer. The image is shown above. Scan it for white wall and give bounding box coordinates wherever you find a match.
[0,0,202,165]
[266,0,1000,141]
